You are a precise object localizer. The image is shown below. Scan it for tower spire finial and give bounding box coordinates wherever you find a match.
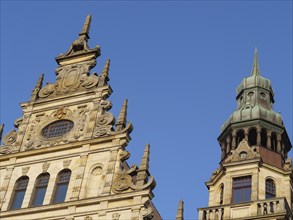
[30,73,44,101]
[176,200,184,220]
[79,14,92,39]
[116,99,128,131]
[251,48,260,76]
[139,144,150,171]
[98,59,110,86]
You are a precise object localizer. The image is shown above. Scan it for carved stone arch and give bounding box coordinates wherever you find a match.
[85,164,104,198]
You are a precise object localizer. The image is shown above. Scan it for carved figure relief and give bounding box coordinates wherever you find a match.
[112,213,120,220]
[141,207,154,220]
[42,162,50,173]
[22,166,30,175]
[63,159,72,168]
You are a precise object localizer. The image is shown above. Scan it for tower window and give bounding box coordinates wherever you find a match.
[220,184,224,205]
[265,179,276,199]
[52,169,71,204]
[42,120,74,139]
[30,173,50,207]
[232,176,251,203]
[9,176,29,210]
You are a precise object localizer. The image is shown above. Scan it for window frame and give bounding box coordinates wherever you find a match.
[9,176,29,210]
[30,173,50,207]
[232,176,252,204]
[52,169,71,204]
[42,120,74,139]
[265,178,276,199]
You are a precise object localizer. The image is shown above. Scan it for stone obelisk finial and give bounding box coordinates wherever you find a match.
[176,200,184,220]
[116,99,128,131]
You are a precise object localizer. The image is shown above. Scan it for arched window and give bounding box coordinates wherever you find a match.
[30,173,50,207]
[9,176,29,210]
[266,179,276,199]
[52,169,71,204]
[248,128,257,146]
[236,130,245,147]
[261,128,267,147]
[220,184,224,205]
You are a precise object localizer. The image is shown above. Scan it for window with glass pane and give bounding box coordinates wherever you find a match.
[232,176,251,203]
[31,173,50,207]
[9,176,29,210]
[266,179,276,199]
[52,170,71,204]
[42,120,74,139]
[220,185,224,204]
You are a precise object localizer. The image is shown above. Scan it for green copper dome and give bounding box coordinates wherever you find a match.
[221,49,283,132]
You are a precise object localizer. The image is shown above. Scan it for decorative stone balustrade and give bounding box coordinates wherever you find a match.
[198,197,292,220]
[198,207,224,220]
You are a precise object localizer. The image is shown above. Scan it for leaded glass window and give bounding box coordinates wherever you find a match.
[232,176,251,203]
[9,176,29,210]
[42,120,74,138]
[31,173,50,207]
[52,170,71,204]
[266,179,276,199]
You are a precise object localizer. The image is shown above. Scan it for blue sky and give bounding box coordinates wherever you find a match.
[0,1,292,219]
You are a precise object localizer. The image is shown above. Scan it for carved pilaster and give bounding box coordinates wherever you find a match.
[70,154,88,200]
[0,166,14,210]
[226,137,231,152]
[102,149,118,195]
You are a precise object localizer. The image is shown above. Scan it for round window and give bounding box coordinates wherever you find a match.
[42,120,74,138]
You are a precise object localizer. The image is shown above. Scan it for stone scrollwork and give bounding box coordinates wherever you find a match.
[81,73,99,89]
[112,171,133,193]
[141,207,154,220]
[2,130,18,146]
[0,146,12,155]
[93,100,115,138]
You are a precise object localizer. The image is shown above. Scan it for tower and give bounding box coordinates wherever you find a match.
[0,16,161,220]
[198,49,293,219]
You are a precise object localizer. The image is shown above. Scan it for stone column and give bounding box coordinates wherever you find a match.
[266,131,272,149]
[244,128,249,141]
[231,131,236,149]
[221,143,226,160]
[256,127,261,145]
[226,137,231,153]
[276,134,282,153]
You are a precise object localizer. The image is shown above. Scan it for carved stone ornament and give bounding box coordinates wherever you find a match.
[42,162,50,172]
[0,146,12,155]
[84,216,92,220]
[112,171,132,193]
[2,130,18,146]
[141,207,154,220]
[112,213,120,220]
[93,100,115,138]
[119,150,130,162]
[22,166,30,175]
[91,165,103,176]
[38,60,98,99]
[224,139,260,163]
[63,159,72,168]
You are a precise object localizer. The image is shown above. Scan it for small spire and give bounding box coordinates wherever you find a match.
[139,144,150,171]
[98,59,110,86]
[251,48,261,76]
[176,200,184,220]
[30,73,44,101]
[116,99,128,131]
[79,14,92,39]
[0,124,4,143]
